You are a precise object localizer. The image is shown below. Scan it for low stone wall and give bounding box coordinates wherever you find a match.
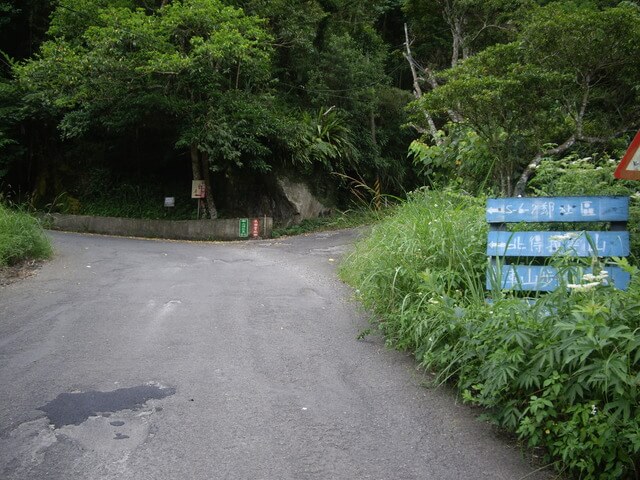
[44,214,273,241]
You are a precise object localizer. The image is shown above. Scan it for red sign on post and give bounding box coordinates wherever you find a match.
[251,219,260,238]
[614,130,640,181]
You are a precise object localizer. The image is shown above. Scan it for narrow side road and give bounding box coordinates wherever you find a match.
[0,230,551,480]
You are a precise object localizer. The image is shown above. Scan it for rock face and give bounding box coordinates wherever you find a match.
[277,177,331,225]
[208,172,333,227]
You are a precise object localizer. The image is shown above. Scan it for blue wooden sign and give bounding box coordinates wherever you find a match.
[487,231,629,257]
[486,196,629,223]
[487,265,631,292]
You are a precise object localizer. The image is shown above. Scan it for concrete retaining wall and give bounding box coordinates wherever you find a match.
[45,214,273,241]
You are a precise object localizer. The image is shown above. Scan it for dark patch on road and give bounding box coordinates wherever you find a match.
[114,433,130,440]
[109,421,125,426]
[0,259,43,287]
[38,384,175,428]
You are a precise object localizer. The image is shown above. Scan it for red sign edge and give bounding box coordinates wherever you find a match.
[614,129,640,181]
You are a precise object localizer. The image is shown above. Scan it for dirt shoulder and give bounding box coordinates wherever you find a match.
[0,260,44,287]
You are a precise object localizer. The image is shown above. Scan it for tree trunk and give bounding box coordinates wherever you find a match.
[451,18,463,67]
[370,110,377,146]
[513,136,576,196]
[403,23,441,144]
[191,144,218,219]
[190,144,202,181]
[200,152,218,219]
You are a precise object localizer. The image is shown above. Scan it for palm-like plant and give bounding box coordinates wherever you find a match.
[298,107,358,172]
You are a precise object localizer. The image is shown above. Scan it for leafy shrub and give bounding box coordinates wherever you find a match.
[408,123,495,195]
[341,188,640,479]
[0,203,52,266]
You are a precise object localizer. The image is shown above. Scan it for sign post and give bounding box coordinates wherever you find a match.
[191,180,206,218]
[251,219,260,238]
[614,130,640,181]
[239,218,249,238]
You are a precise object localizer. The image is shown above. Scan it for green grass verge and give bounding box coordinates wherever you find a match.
[0,204,53,266]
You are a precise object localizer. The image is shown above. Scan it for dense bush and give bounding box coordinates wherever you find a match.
[0,203,52,266]
[341,188,640,479]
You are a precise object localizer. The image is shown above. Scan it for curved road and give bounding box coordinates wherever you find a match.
[0,230,550,480]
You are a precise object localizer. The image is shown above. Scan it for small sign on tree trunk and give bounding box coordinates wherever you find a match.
[191,180,206,198]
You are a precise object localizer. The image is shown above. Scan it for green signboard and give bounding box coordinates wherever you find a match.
[239,218,249,237]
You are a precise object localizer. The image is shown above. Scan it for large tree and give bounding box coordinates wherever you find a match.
[412,2,640,195]
[16,0,276,217]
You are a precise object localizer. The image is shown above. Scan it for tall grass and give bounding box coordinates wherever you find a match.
[0,203,52,266]
[339,188,487,351]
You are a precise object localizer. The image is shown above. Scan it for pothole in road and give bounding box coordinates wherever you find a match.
[38,383,176,429]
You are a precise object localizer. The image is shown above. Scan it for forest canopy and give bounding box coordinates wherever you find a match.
[1,0,638,218]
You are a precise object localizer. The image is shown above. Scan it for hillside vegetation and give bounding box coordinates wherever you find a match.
[1,1,638,219]
[341,186,640,479]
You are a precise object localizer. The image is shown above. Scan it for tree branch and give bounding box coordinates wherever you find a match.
[404,23,441,144]
[513,127,630,196]
[513,135,576,196]
[403,23,422,99]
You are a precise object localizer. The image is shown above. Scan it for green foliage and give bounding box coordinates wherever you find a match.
[0,79,26,180]
[417,41,568,193]
[295,107,359,172]
[0,203,52,266]
[77,185,196,220]
[408,123,495,193]
[57,167,197,219]
[413,2,640,195]
[528,154,640,260]
[4,0,414,214]
[16,0,277,173]
[403,0,530,67]
[341,188,640,478]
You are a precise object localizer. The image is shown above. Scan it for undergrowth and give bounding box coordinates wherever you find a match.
[340,187,640,479]
[0,203,52,266]
[272,207,393,238]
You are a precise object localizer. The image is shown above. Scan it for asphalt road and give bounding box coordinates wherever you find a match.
[0,230,551,480]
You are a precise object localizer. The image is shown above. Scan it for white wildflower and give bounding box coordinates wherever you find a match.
[591,404,598,416]
[582,271,609,284]
[567,281,600,292]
